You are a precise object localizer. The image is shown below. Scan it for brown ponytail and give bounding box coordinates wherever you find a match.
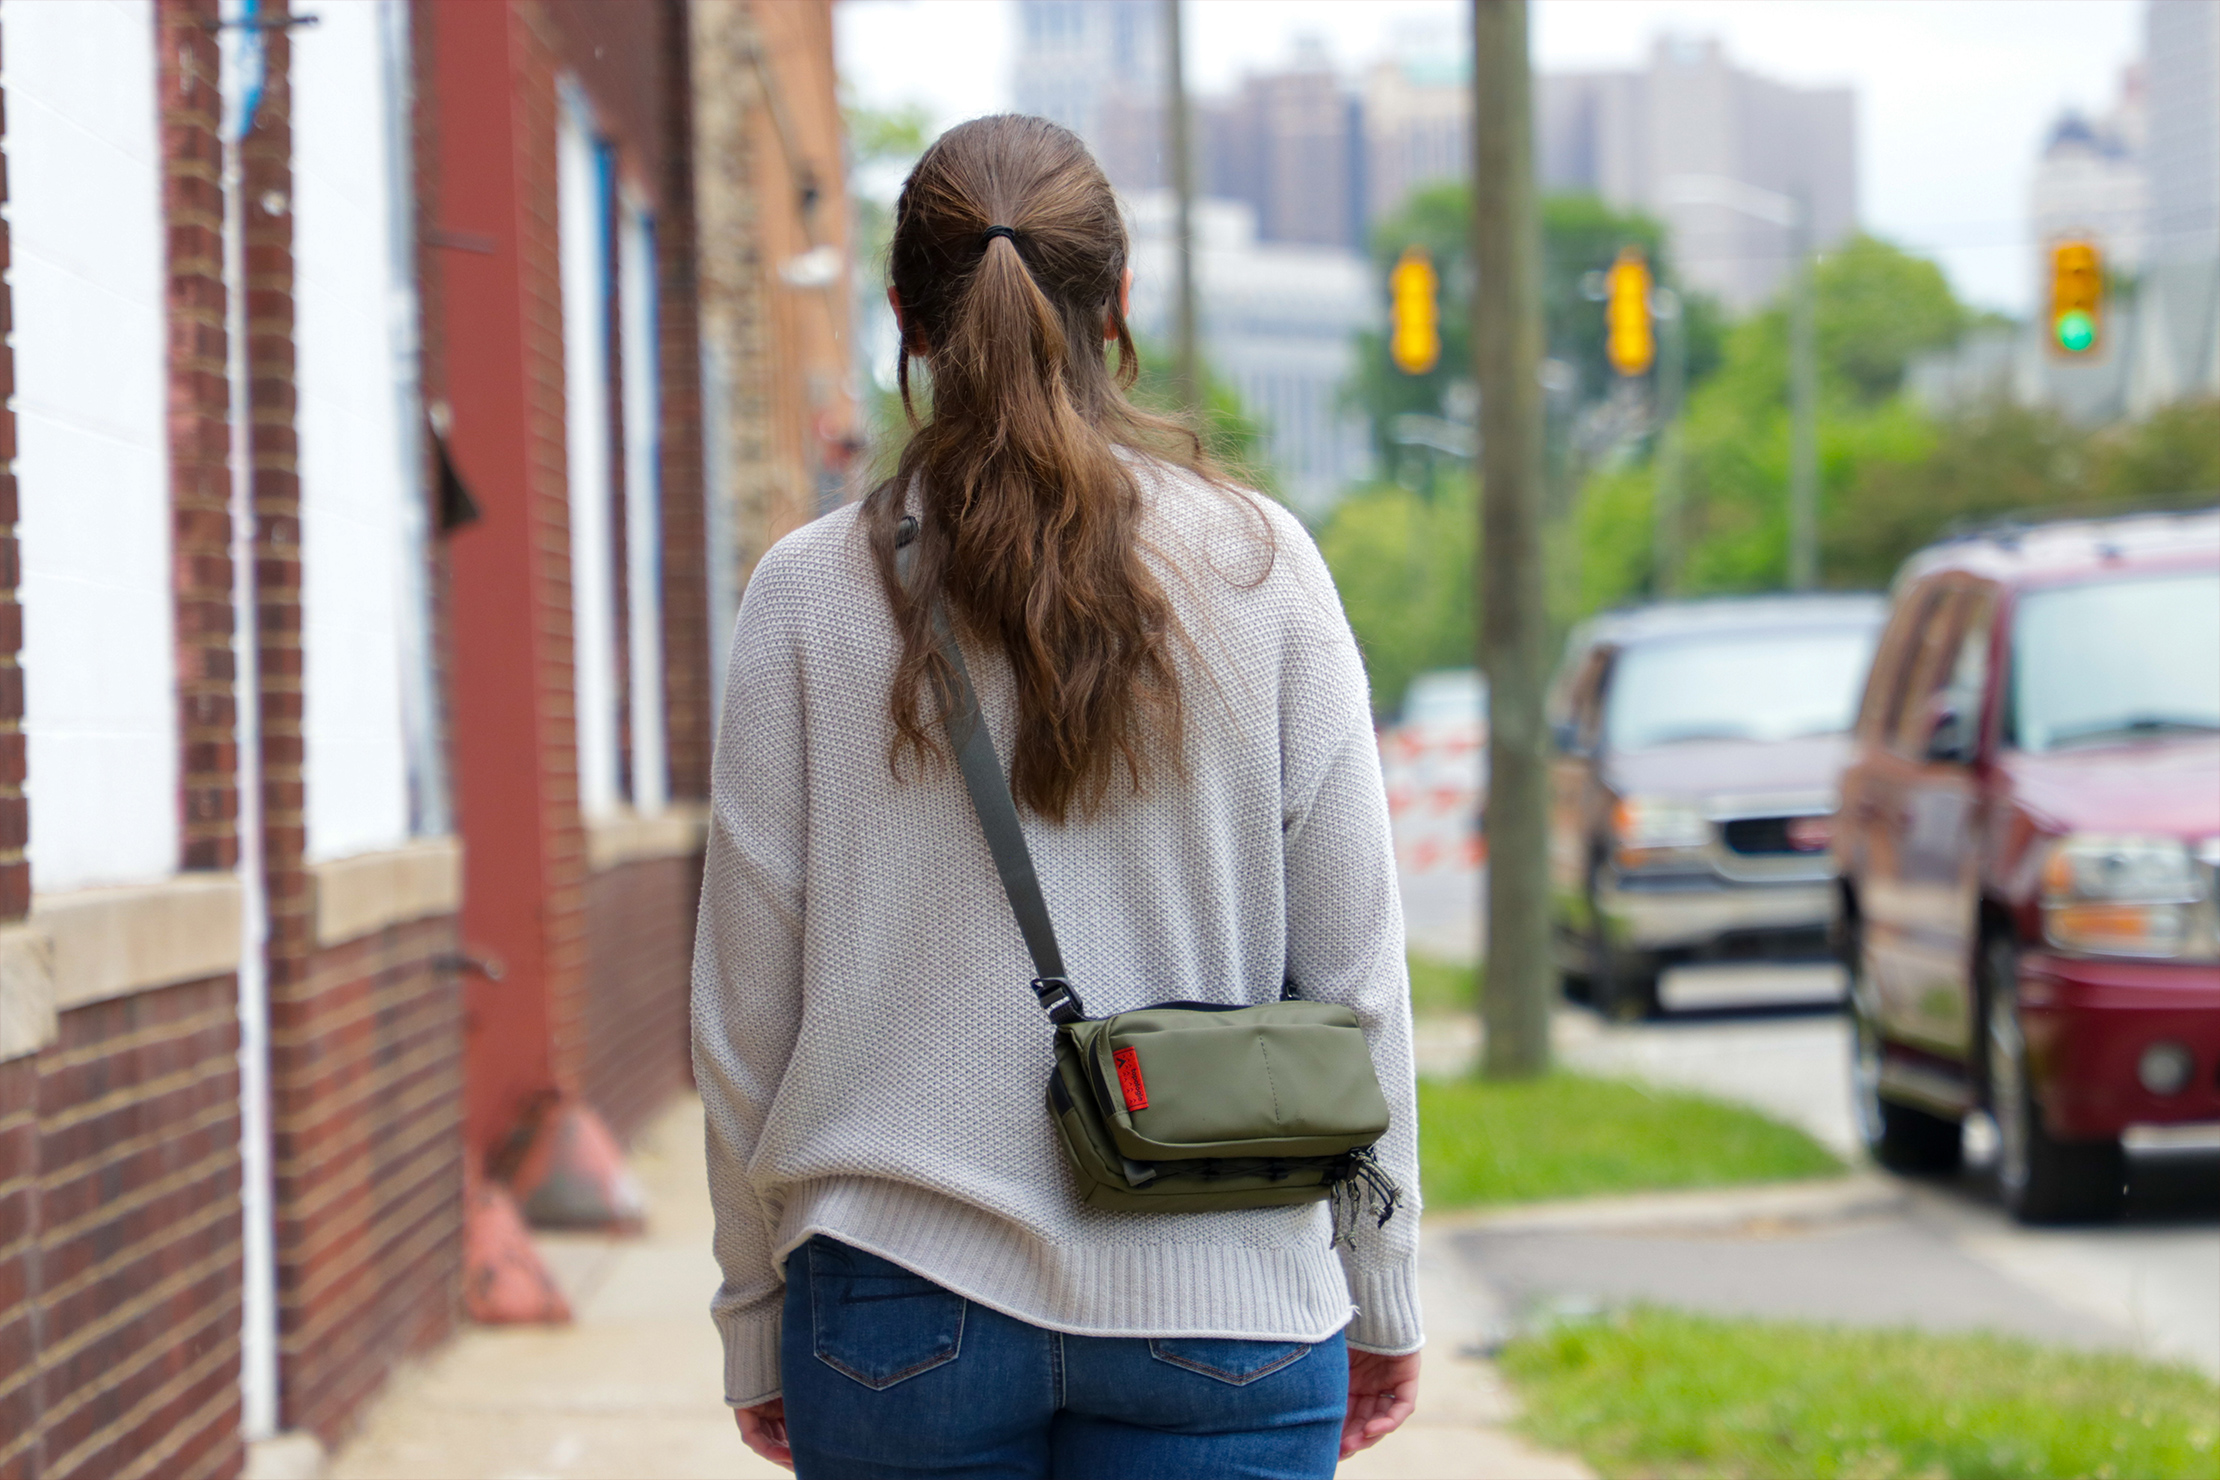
[871,114,1238,823]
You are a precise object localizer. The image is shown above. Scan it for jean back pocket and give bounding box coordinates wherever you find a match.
[1147,1336,1312,1386]
[806,1237,967,1390]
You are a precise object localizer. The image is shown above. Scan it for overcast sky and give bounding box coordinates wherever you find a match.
[834,0,2148,316]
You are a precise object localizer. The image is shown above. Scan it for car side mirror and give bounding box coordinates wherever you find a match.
[1922,703,1974,765]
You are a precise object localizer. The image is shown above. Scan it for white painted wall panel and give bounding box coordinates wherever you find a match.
[619,201,667,814]
[2,0,178,892]
[559,92,620,821]
[293,0,425,863]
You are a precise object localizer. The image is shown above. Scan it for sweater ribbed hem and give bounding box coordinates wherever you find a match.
[718,1308,784,1408]
[776,1177,1365,1346]
[1343,1262,1425,1354]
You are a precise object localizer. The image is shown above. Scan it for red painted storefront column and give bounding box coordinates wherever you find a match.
[426,0,572,1170]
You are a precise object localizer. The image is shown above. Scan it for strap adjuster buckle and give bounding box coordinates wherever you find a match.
[1032,976,1086,1025]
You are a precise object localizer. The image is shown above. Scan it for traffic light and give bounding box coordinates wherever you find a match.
[2049,240,2102,355]
[1389,246,1440,375]
[1605,246,1654,377]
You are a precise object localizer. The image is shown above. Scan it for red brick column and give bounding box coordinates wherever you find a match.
[0,29,37,1480]
[656,0,711,804]
[168,0,240,876]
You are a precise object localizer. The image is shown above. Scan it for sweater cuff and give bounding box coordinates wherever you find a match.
[719,1307,784,1407]
[1344,1261,1425,1355]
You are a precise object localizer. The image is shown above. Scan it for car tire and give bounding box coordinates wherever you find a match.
[1984,937,2125,1225]
[1598,953,1660,1022]
[1848,932,1963,1174]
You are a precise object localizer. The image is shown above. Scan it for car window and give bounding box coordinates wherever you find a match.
[2008,570,2220,753]
[1938,592,1996,747]
[1861,581,1939,744]
[1603,626,1880,752]
[1886,585,1972,756]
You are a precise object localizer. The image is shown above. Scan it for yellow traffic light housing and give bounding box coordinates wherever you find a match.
[1389,246,1440,375]
[1606,246,1654,377]
[2049,240,2102,356]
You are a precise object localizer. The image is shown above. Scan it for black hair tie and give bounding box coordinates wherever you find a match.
[981,225,1019,248]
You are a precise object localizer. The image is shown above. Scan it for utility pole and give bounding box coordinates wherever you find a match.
[1653,286,1685,596]
[1165,0,1200,413]
[1787,199,1818,589]
[1472,0,1551,1079]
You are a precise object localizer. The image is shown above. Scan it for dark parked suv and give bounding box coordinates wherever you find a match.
[1550,596,1886,1017]
[1835,509,2220,1222]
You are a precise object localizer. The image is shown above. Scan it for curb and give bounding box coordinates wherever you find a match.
[1422,1172,1904,1237]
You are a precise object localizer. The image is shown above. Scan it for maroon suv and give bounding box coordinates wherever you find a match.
[1835,508,2220,1222]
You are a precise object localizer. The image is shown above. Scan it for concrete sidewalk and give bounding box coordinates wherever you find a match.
[329,1094,1587,1480]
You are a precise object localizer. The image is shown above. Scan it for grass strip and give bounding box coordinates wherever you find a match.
[1418,1073,1840,1207]
[1407,954,1479,1017]
[1500,1305,2220,1480]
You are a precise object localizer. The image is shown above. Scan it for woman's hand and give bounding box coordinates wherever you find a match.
[735,1398,794,1471]
[1341,1348,1421,1458]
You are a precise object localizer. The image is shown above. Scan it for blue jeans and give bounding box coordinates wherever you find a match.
[779,1236,1346,1479]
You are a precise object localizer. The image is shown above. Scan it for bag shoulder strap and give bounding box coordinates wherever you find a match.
[895,516,1085,1025]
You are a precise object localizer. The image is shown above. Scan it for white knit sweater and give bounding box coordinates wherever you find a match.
[691,461,1423,1408]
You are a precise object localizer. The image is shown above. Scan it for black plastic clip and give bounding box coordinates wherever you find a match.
[1032,976,1086,1025]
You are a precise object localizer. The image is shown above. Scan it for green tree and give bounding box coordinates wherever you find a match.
[1574,234,1979,607]
[1348,184,1725,463]
[1315,474,1478,716]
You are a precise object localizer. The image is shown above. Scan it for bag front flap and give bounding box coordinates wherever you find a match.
[1075,1002,1390,1161]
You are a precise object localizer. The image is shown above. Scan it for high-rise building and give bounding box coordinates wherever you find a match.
[1541,37,1857,312]
[1011,0,1167,186]
[2145,0,2220,264]
[1363,55,1468,228]
[1200,48,1367,250]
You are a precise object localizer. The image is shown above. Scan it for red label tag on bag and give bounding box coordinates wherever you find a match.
[1113,1046,1148,1112]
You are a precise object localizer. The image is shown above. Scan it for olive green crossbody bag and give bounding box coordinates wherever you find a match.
[896,518,1400,1226]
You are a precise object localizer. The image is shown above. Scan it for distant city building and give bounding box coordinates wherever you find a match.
[1011,0,1167,188]
[1540,37,1858,312]
[1124,195,1375,514]
[1200,43,1367,250]
[2028,68,2149,290]
[2145,0,2220,264]
[1362,54,1469,229]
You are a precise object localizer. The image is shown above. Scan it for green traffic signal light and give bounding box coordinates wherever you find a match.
[2055,309,2095,354]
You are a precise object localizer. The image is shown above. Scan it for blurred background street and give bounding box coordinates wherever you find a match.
[1,1,2214,1478]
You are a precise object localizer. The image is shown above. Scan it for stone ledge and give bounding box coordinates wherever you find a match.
[0,923,58,1062]
[586,805,708,874]
[30,873,245,1021]
[312,837,463,948]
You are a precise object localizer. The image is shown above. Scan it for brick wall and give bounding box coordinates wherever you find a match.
[251,1,465,1447]
[0,980,245,1480]
[580,854,701,1143]
[270,917,462,1446]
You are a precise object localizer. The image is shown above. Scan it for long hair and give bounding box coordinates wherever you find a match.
[869,114,1229,823]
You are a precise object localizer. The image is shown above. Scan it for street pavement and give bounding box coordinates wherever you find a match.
[328,1094,1590,1480]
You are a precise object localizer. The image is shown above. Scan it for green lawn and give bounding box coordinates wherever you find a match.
[1418,1073,1841,1207]
[1407,954,1479,1017]
[1501,1306,2220,1480]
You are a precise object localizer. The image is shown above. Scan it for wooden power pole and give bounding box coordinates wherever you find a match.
[1165,0,1200,413]
[1472,0,1552,1079]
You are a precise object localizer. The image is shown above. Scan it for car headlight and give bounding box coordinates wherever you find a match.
[1612,796,1710,870]
[2041,835,2214,960]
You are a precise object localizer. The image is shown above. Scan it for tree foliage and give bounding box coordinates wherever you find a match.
[1315,475,1477,717]
[1346,183,1726,462]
